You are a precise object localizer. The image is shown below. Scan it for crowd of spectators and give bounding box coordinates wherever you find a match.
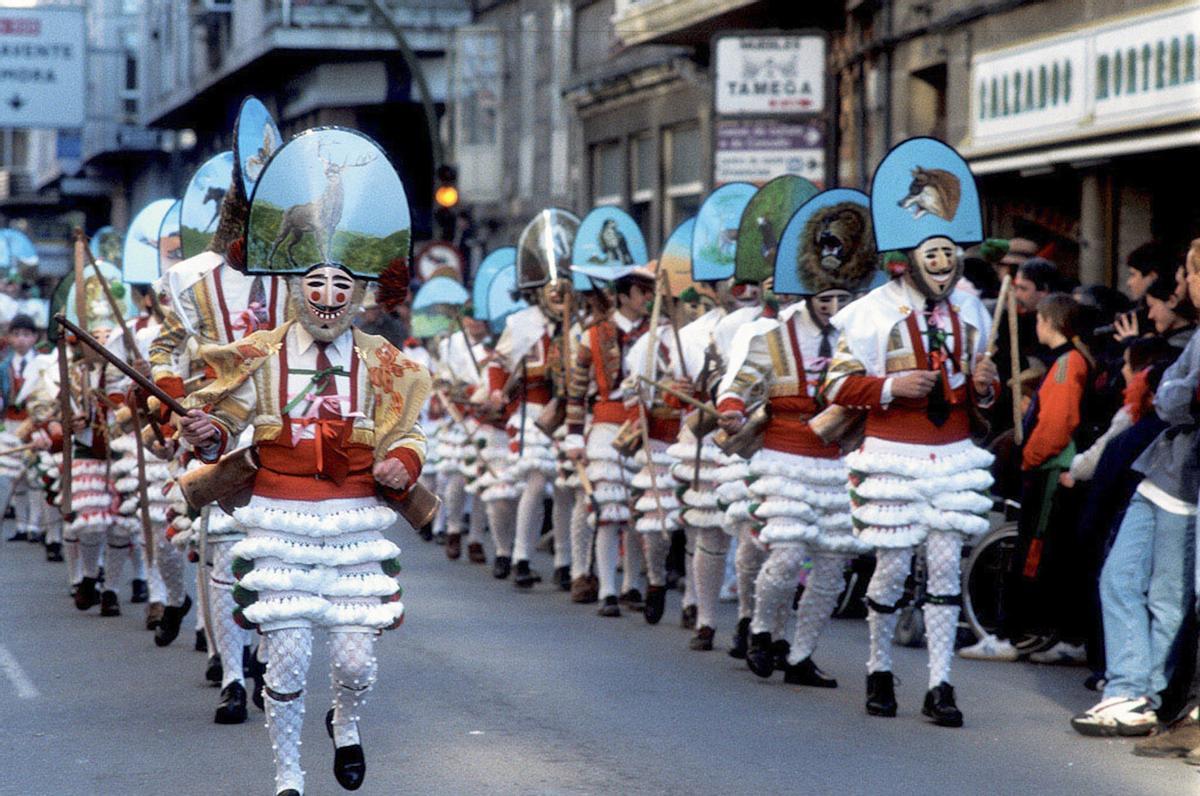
[957,237,1200,761]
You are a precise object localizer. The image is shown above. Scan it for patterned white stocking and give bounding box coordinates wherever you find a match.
[328,631,378,747]
[789,553,845,663]
[640,532,669,588]
[865,547,912,674]
[735,525,767,621]
[513,471,547,562]
[263,626,312,795]
[693,528,729,629]
[923,530,964,688]
[594,524,622,599]
[443,473,467,536]
[551,485,574,569]
[681,527,697,610]
[750,545,805,635]
[568,496,592,580]
[466,495,487,545]
[211,541,250,688]
[485,498,516,558]
[621,527,646,594]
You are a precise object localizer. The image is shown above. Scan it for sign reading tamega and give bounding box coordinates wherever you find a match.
[0,7,85,129]
[714,34,827,116]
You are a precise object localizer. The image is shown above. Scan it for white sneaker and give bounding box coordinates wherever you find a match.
[1071,696,1158,737]
[958,634,1019,661]
[1029,641,1087,666]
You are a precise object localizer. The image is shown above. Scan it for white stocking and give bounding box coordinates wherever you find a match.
[866,547,912,674]
[80,539,102,579]
[790,553,845,663]
[621,528,645,594]
[65,537,82,585]
[466,495,487,545]
[443,473,467,536]
[681,527,697,609]
[751,545,805,635]
[569,496,593,580]
[641,532,669,588]
[328,631,377,747]
[485,497,516,558]
[513,471,547,563]
[551,485,574,569]
[594,523,622,599]
[211,541,250,688]
[694,528,729,629]
[735,525,766,621]
[105,541,129,592]
[156,525,188,607]
[263,627,312,795]
[431,472,448,535]
[923,531,964,688]
[128,533,148,582]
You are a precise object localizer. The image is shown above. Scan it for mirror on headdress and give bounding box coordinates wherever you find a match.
[122,199,177,285]
[234,96,281,198]
[180,151,235,259]
[517,208,579,291]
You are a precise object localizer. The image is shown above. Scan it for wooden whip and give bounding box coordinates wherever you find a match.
[637,375,720,418]
[1007,277,1023,445]
[637,270,667,528]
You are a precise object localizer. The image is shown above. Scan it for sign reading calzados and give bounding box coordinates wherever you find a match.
[714,34,826,116]
[969,3,1200,152]
[0,7,86,129]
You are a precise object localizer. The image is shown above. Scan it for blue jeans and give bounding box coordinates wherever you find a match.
[1101,493,1196,707]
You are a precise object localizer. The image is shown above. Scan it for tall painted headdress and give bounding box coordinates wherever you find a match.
[773,188,878,296]
[472,247,517,321]
[122,199,177,285]
[180,151,234,260]
[735,175,819,285]
[517,208,579,291]
[244,127,411,285]
[570,206,648,291]
[691,182,756,282]
[156,200,183,274]
[234,96,282,199]
[870,136,982,252]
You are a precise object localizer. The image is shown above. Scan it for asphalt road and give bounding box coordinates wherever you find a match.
[0,525,1187,796]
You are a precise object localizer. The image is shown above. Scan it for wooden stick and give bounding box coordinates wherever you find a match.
[57,319,74,517]
[638,271,667,528]
[1007,279,1023,445]
[985,274,1012,355]
[637,375,720,418]
[0,443,35,457]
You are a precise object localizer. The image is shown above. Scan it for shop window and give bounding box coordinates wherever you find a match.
[663,123,701,235]
[909,64,946,139]
[591,140,623,207]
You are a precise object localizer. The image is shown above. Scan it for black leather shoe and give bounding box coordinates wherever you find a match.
[194,629,208,653]
[746,632,776,678]
[155,595,192,647]
[729,616,751,659]
[619,589,644,612]
[205,655,223,686]
[922,681,964,728]
[492,555,511,580]
[74,576,99,611]
[643,585,666,625]
[214,681,248,725]
[418,524,433,542]
[45,542,63,562]
[866,671,898,717]
[783,657,838,688]
[553,566,571,591]
[326,709,366,790]
[130,578,148,603]
[99,590,120,617]
[771,639,791,671]
[276,790,300,796]
[679,604,697,630]
[513,560,541,589]
[597,595,621,617]
[6,531,27,542]
[688,625,715,651]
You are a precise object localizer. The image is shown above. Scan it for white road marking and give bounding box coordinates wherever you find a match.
[0,643,39,699]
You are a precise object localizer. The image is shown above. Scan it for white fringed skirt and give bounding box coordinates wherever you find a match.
[746,448,864,554]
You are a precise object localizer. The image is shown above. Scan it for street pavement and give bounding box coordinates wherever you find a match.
[0,525,1187,796]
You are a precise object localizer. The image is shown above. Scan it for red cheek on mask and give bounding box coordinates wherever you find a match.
[310,291,321,301]
[335,292,346,303]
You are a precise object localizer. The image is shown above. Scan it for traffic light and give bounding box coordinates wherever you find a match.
[434,164,459,239]
[434,164,458,209]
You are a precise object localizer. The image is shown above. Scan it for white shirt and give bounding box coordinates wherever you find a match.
[285,325,354,440]
[779,301,838,398]
[881,280,964,405]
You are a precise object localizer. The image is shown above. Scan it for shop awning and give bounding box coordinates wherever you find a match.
[969,127,1200,175]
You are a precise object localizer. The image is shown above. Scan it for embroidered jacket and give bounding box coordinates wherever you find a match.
[565,312,647,441]
[188,320,430,501]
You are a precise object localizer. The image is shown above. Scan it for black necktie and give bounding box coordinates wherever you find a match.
[924,300,950,427]
[818,326,833,361]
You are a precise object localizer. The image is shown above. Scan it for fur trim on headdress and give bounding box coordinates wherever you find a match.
[378,257,410,311]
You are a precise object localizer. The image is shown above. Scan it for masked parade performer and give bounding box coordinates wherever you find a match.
[178,128,428,796]
[491,237,574,589]
[149,99,286,722]
[718,189,878,686]
[564,262,654,617]
[823,138,997,727]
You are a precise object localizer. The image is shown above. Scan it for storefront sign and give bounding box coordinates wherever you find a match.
[714,34,826,116]
[714,119,824,186]
[970,3,1200,152]
[0,7,85,128]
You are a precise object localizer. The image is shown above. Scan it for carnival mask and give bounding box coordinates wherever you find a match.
[723,281,761,310]
[291,265,364,342]
[807,290,851,327]
[907,236,961,302]
[536,278,572,322]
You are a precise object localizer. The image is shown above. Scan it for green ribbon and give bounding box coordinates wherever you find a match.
[281,366,349,416]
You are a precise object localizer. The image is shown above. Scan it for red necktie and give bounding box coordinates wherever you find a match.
[314,342,338,419]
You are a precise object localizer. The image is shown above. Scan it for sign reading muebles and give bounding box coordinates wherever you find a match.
[0,7,85,129]
[969,3,1200,153]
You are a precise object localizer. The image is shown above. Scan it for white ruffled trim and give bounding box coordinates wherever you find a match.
[715,480,750,503]
[239,566,400,598]
[749,450,848,485]
[854,523,928,549]
[752,498,817,523]
[681,488,720,509]
[845,437,994,479]
[634,494,680,513]
[230,535,400,568]
[242,596,403,630]
[635,513,680,532]
[233,498,396,539]
[682,508,725,528]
